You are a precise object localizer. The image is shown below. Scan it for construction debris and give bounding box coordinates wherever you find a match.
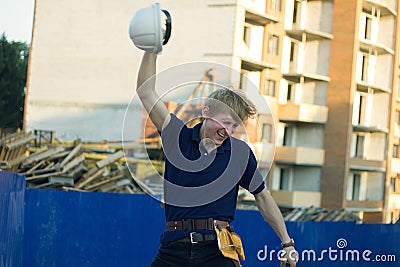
[0,131,145,194]
[283,206,361,222]
[0,131,36,172]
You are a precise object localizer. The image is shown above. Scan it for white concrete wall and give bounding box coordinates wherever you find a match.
[371,93,390,129]
[366,133,387,161]
[301,81,327,105]
[378,16,396,49]
[26,0,240,141]
[305,0,333,33]
[375,54,393,89]
[303,40,331,76]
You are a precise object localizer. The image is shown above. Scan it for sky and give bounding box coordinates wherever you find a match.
[0,0,35,43]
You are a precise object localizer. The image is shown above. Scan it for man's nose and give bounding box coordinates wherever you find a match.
[226,126,235,135]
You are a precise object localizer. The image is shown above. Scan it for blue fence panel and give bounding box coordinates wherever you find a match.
[22,189,400,267]
[23,190,165,267]
[0,171,25,267]
[235,210,400,267]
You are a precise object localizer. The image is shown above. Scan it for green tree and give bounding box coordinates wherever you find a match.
[0,33,29,129]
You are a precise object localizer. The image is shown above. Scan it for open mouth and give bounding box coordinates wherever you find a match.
[217,129,227,139]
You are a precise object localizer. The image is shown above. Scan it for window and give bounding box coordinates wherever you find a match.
[364,16,372,40]
[393,144,399,158]
[355,135,365,158]
[361,53,369,82]
[287,83,297,102]
[273,166,293,191]
[279,168,291,190]
[240,69,249,90]
[283,125,294,146]
[243,23,251,46]
[361,8,380,41]
[351,174,361,201]
[290,42,296,62]
[271,0,282,12]
[265,79,276,96]
[390,177,397,193]
[262,124,273,142]
[356,93,368,125]
[268,34,279,55]
[293,0,300,24]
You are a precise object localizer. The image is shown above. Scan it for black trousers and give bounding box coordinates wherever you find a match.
[150,239,240,267]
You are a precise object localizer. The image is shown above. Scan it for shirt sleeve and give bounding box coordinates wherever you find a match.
[159,113,189,157]
[239,148,265,195]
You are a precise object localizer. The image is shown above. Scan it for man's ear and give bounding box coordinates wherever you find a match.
[202,106,210,118]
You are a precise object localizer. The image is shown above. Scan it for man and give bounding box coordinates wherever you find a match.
[136,51,297,267]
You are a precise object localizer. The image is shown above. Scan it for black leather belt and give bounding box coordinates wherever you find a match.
[176,232,216,244]
[166,218,229,231]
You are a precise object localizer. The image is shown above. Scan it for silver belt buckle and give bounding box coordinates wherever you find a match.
[190,232,198,244]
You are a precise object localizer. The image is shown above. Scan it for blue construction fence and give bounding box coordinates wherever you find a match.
[1,170,399,267]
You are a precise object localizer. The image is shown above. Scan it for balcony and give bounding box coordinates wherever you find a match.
[283,72,330,83]
[275,146,324,166]
[353,124,389,134]
[356,81,392,94]
[363,0,397,16]
[350,157,386,172]
[286,28,333,42]
[279,103,328,124]
[388,193,400,209]
[242,58,278,71]
[245,9,280,25]
[359,39,394,55]
[271,190,321,207]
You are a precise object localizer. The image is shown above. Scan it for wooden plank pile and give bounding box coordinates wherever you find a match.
[283,206,361,222]
[0,131,36,172]
[0,131,144,194]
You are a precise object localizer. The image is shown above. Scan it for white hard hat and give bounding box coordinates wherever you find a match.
[129,3,172,54]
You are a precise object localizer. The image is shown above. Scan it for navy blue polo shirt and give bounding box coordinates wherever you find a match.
[159,114,265,244]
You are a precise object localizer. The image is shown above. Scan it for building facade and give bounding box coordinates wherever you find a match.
[26,0,400,222]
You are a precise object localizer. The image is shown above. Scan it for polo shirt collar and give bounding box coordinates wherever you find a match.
[192,122,231,152]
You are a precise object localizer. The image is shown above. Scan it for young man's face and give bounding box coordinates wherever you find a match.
[201,106,240,146]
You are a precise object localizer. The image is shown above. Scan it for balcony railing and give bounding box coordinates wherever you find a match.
[275,146,325,166]
[279,103,328,124]
[364,0,397,16]
[350,157,386,172]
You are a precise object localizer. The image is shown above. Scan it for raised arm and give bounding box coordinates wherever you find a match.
[136,51,170,131]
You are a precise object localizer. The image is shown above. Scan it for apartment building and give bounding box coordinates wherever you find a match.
[26,0,400,222]
[322,0,399,223]
[263,0,400,223]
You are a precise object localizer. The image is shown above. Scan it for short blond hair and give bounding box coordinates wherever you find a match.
[204,88,257,122]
